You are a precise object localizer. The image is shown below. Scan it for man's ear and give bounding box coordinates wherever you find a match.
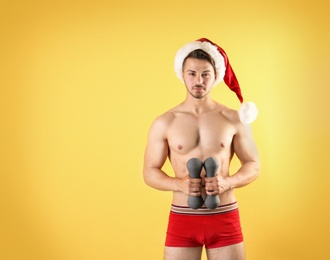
[213,72,218,84]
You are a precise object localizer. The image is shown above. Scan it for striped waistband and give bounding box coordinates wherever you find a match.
[170,202,238,215]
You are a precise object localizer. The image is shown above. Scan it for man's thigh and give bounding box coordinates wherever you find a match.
[164,246,203,260]
[206,242,245,260]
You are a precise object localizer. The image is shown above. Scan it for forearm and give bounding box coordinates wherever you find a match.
[143,167,181,192]
[227,161,260,189]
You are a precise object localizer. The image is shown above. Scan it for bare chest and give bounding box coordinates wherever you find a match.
[167,113,236,156]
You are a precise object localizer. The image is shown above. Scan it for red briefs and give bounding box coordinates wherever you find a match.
[165,202,243,249]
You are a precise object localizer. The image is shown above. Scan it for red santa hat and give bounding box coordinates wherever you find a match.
[174,38,258,124]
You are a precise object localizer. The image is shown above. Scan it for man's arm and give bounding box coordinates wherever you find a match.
[143,115,188,193]
[227,123,260,189]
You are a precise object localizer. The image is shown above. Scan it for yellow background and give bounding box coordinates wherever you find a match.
[1,0,329,259]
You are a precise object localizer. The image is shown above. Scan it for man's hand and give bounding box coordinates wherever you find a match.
[205,176,231,195]
[189,177,202,196]
[179,175,202,196]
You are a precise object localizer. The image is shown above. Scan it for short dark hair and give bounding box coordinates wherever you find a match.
[182,49,216,75]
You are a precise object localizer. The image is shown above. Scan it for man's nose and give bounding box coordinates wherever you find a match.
[197,75,203,84]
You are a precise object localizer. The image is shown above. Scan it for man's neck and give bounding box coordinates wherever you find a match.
[182,95,216,115]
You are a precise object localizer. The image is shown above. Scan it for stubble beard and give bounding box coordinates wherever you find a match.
[188,85,210,99]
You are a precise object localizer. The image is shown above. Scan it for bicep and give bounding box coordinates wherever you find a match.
[233,124,259,164]
[143,120,169,171]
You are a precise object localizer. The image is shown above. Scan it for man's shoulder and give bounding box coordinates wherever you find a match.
[215,103,252,134]
[156,103,184,120]
[156,111,175,123]
[215,103,241,124]
[150,104,187,132]
[151,109,177,129]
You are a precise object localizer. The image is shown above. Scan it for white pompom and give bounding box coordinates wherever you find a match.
[238,102,258,124]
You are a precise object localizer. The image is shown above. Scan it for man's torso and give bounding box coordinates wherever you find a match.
[163,102,239,205]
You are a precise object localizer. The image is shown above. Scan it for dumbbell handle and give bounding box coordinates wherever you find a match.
[204,157,220,209]
[186,158,204,209]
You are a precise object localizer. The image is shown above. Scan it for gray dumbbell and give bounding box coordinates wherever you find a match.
[186,158,204,209]
[204,157,220,209]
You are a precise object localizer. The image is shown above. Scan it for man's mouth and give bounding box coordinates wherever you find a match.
[194,85,204,90]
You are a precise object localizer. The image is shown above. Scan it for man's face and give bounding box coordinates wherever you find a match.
[182,58,216,99]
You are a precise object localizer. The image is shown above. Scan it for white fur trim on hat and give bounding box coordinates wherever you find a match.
[174,41,226,86]
[238,102,258,124]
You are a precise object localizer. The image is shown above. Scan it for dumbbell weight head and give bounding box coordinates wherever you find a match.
[204,157,220,209]
[186,158,204,209]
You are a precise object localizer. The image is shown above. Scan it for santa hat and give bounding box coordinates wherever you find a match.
[174,38,258,124]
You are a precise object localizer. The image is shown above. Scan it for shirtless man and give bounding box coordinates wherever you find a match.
[143,38,260,260]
